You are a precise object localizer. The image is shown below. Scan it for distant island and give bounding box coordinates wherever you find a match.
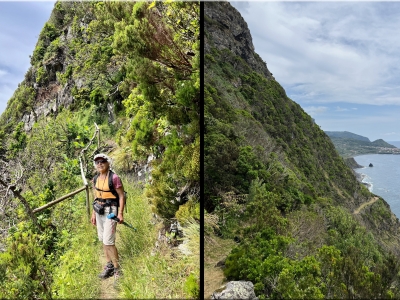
[325,131,400,158]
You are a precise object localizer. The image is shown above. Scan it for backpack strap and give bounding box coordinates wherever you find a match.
[108,170,119,200]
[109,170,127,213]
[93,174,99,187]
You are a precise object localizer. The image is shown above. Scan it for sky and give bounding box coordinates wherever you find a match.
[231,1,400,142]
[0,1,55,115]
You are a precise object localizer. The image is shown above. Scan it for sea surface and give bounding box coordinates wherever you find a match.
[354,153,400,218]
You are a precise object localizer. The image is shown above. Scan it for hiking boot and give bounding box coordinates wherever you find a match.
[98,262,114,279]
[113,268,122,286]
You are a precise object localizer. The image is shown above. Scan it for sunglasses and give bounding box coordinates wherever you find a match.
[95,160,108,165]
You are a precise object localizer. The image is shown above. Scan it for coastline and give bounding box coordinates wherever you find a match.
[355,171,372,191]
[348,153,400,219]
[346,157,372,190]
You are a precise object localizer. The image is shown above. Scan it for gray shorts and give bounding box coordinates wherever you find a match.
[95,206,118,245]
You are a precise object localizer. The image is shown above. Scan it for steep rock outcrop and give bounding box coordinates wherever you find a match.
[204,2,272,79]
[345,157,363,169]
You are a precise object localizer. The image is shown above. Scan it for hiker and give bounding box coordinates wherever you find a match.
[90,153,125,280]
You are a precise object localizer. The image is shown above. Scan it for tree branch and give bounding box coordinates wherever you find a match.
[0,178,41,230]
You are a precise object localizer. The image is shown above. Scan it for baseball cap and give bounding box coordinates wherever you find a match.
[93,153,110,161]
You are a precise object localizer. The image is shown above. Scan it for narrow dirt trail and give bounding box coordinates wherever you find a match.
[99,250,119,299]
[204,237,236,298]
[353,197,379,214]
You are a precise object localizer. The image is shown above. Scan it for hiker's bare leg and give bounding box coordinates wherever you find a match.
[103,244,111,262]
[104,244,119,268]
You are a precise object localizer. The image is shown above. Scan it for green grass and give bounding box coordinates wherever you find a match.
[117,182,199,299]
[51,195,101,299]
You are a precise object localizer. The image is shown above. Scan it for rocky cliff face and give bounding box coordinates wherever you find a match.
[345,157,363,169]
[204,2,272,79]
[21,20,106,131]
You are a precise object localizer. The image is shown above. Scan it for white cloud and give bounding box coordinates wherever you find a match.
[225,3,400,140]
[232,2,400,106]
[383,132,397,136]
[334,106,357,112]
[303,106,328,116]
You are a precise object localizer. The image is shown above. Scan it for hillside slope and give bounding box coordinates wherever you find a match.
[0,2,199,298]
[328,136,400,157]
[325,131,399,157]
[325,131,371,142]
[204,2,400,298]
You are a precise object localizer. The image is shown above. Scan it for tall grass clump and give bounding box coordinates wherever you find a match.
[117,181,199,298]
[181,219,200,298]
[118,182,154,258]
[51,193,101,299]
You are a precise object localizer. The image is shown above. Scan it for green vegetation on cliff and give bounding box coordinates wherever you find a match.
[204,2,400,299]
[0,1,199,298]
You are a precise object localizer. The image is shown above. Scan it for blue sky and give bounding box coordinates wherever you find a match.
[0,1,55,115]
[231,1,400,142]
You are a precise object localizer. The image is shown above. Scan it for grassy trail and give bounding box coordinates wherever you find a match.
[51,182,198,298]
[99,247,119,299]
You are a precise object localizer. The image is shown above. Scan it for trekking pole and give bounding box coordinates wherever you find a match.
[107,213,137,231]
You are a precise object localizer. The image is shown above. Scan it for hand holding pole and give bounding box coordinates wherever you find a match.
[107,213,137,231]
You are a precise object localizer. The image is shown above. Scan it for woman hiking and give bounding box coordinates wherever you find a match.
[90,153,125,281]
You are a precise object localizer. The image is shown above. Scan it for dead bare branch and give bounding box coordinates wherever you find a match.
[0,178,41,230]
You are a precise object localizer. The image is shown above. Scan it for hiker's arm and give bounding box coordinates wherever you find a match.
[116,187,124,223]
[91,212,96,226]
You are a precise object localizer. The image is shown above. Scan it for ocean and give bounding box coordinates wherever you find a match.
[354,152,400,218]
